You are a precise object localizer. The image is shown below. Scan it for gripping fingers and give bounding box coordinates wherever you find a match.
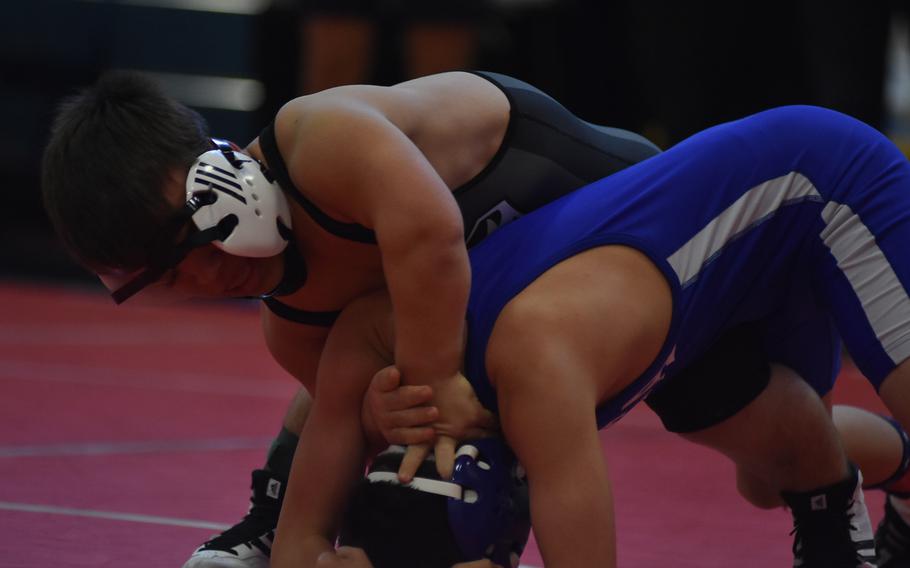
[382,405,437,445]
[368,366,434,415]
[387,405,438,428]
[382,385,434,411]
[371,366,401,392]
[434,435,457,479]
[398,443,431,482]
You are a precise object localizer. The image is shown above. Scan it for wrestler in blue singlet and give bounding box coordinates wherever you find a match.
[463,105,910,428]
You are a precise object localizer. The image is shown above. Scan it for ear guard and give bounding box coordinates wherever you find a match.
[187,138,292,257]
[447,438,531,567]
[366,439,530,567]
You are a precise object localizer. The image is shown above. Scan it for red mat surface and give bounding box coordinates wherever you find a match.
[0,281,887,567]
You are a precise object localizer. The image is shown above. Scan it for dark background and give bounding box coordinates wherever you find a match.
[2,0,906,287]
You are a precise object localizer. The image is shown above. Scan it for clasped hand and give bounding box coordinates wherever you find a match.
[364,366,498,480]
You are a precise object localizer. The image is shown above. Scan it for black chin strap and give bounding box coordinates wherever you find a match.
[109,202,237,305]
[110,183,300,304]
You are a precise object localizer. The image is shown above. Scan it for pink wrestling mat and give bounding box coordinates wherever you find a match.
[0,280,886,567]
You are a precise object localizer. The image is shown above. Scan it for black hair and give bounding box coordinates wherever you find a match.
[338,451,466,568]
[41,70,211,272]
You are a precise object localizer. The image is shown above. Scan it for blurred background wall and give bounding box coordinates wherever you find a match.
[4,0,909,288]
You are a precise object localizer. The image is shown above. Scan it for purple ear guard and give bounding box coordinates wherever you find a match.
[447,437,531,567]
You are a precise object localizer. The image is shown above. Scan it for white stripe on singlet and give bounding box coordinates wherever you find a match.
[820,201,910,364]
[665,168,910,365]
[667,171,820,287]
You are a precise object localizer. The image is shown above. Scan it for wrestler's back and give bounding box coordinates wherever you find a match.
[276,71,511,192]
[464,105,905,425]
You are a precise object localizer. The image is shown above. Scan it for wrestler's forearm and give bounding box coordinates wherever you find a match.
[272,392,368,567]
[526,453,617,568]
[271,449,341,568]
[383,232,470,386]
[272,437,365,568]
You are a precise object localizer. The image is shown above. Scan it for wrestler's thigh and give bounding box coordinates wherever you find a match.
[645,309,840,435]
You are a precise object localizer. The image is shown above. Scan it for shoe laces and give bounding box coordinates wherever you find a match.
[200,506,276,550]
[790,499,866,568]
[199,470,281,551]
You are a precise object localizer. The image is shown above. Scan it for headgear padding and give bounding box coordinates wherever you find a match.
[186,139,291,257]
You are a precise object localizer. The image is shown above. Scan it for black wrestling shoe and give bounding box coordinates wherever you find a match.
[782,466,877,568]
[876,496,910,567]
[182,469,285,568]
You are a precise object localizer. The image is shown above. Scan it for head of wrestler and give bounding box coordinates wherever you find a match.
[41,71,286,303]
[338,444,529,568]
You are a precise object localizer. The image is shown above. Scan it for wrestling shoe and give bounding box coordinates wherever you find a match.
[782,466,877,568]
[182,469,285,568]
[876,496,910,567]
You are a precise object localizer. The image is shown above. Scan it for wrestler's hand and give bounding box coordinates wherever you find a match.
[398,371,498,482]
[365,366,437,446]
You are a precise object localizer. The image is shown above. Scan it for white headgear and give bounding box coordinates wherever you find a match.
[185,139,292,257]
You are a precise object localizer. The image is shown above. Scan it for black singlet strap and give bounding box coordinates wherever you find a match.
[258,121,377,244]
[262,297,341,327]
[260,242,308,299]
